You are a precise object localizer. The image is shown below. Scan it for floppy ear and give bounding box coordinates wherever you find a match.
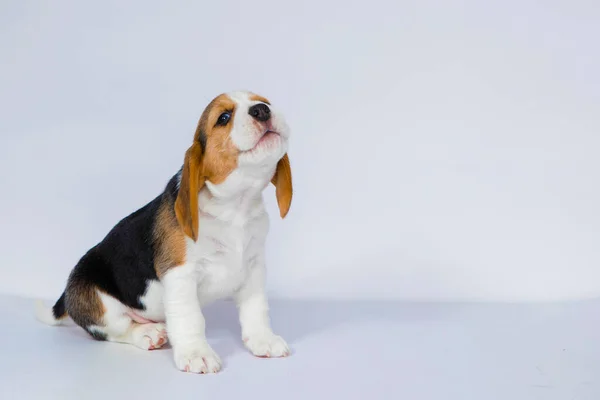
[271,153,293,218]
[175,142,205,241]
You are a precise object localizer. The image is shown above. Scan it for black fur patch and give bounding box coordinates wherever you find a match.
[198,130,207,153]
[87,328,108,341]
[52,292,66,319]
[71,196,162,310]
[166,170,182,200]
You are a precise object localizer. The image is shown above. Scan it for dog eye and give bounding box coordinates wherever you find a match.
[216,112,231,126]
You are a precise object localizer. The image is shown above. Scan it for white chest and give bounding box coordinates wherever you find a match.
[187,202,270,303]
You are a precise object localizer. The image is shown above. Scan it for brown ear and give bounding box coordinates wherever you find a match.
[271,153,293,218]
[175,142,205,241]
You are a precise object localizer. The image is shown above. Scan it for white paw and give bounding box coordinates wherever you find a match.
[243,333,290,358]
[174,344,222,374]
[133,323,168,350]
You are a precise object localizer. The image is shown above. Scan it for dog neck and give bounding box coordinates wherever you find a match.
[198,166,275,224]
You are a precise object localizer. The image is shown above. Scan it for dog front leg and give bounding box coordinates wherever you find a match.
[235,260,290,358]
[163,263,221,373]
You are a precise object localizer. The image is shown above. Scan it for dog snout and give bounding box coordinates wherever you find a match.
[248,103,271,122]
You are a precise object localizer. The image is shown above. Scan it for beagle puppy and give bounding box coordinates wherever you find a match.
[35,91,293,373]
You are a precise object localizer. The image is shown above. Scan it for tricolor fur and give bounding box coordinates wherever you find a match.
[35,91,293,373]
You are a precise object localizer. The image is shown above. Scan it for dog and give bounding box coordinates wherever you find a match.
[35,91,293,373]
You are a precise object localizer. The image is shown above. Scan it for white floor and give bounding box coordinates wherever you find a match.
[2,294,599,400]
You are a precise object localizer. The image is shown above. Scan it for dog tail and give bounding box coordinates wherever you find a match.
[35,292,68,326]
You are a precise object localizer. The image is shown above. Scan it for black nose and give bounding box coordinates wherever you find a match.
[248,103,271,122]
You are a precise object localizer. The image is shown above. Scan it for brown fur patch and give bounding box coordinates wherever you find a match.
[249,94,271,105]
[271,153,293,218]
[174,142,204,241]
[197,94,239,184]
[64,280,105,327]
[154,197,187,277]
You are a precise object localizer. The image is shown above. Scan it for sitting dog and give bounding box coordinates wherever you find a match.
[35,91,293,373]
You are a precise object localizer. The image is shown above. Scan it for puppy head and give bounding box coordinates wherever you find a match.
[175,91,293,241]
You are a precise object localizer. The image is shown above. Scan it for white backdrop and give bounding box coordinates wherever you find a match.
[1,0,598,302]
